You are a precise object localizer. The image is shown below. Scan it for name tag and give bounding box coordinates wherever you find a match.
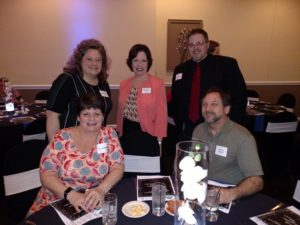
[142,87,151,94]
[99,90,109,98]
[175,73,182,81]
[97,143,108,154]
[215,145,227,157]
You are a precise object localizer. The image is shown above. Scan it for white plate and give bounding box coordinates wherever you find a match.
[122,201,149,218]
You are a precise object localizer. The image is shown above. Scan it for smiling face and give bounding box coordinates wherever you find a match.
[81,49,102,79]
[201,92,230,126]
[132,51,148,76]
[187,33,209,62]
[77,108,103,132]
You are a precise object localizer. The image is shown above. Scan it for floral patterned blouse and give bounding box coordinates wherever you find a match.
[28,127,124,215]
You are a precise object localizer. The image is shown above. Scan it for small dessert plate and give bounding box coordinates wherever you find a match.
[122,201,149,218]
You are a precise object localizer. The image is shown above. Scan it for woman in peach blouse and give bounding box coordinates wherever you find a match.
[116,44,167,175]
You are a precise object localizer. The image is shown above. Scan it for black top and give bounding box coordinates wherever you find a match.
[46,73,112,128]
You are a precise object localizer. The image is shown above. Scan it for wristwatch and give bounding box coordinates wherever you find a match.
[64,187,73,201]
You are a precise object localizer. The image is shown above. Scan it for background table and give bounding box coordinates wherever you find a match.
[245,101,287,133]
[19,177,284,225]
[0,103,46,199]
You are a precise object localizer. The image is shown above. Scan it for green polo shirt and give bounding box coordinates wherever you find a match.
[192,119,263,185]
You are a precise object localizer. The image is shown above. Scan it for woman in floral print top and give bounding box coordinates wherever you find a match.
[28,93,124,216]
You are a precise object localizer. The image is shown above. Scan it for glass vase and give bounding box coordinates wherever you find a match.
[174,141,209,225]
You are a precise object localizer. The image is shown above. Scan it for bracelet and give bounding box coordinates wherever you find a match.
[64,187,73,201]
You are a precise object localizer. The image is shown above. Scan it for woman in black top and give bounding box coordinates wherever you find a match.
[46,39,112,141]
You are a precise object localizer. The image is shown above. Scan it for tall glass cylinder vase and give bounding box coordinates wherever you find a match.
[174,141,209,225]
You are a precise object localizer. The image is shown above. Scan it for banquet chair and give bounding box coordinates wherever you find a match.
[277,93,296,113]
[34,90,49,104]
[2,140,47,225]
[246,89,259,102]
[22,117,46,141]
[260,112,298,178]
[124,155,161,174]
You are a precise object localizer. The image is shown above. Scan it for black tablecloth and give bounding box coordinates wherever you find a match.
[19,177,284,225]
[0,103,46,199]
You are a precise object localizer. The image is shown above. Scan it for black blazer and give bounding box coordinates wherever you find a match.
[169,54,247,134]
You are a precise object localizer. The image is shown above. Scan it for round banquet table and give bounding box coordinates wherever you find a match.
[18,177,285,225]
[0,103,46,199]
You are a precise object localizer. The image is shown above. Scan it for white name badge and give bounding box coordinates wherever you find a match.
[97,143,108,154]
[99,90,109,98]
[142,87,151,94]
[175,73,182,81]
[215,145,228,157]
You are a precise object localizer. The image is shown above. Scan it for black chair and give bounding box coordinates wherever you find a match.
[2,140,47,225]
[246,89,259,102]
[34,90,49,104]
[260,112,298,177]
[259,112,298,204]
[22,117,46,141]
[277,93,296,112]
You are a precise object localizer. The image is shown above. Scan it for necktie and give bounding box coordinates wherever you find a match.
[188,64,201,122]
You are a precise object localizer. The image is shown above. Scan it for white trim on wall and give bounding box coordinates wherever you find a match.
[13,81,300,90]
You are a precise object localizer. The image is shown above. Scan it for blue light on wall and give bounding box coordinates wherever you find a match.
[67,1,100,51]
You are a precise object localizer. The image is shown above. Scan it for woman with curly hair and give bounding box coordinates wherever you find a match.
[46,39,112,141]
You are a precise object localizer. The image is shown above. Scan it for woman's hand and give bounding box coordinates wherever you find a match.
[83,188,104,211]
[67,191,88,213]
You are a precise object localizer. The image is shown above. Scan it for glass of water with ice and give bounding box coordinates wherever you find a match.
[102,192,117,225]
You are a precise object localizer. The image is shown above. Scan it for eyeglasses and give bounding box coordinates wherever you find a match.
[187,41,207,48]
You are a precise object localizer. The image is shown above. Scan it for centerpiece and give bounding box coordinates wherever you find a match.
[173,141,209,225]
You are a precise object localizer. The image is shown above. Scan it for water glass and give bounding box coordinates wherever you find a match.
[205,187,220,222]
[102,193,117,225]
[152,182,166,216]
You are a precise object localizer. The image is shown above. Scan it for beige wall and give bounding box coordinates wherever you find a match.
[1,0,300,86]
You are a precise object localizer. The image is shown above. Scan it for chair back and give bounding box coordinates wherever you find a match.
[247,89,259,102]
[124,155,160,173]
[34,90,49,104]
[3,140,47,224]
[22,117,46,141]
[261,112,298,178]
[277,93,296,112]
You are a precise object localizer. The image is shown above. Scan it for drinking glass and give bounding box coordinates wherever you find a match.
[102,193,117,225]
[152,182,166,216]
[205,187,220,222]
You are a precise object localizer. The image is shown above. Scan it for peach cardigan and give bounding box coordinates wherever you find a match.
[116,74,167,138]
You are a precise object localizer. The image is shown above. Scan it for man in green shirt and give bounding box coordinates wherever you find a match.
[192,88,263,204]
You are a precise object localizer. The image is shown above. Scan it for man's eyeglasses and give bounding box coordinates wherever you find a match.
[187,41,207,48]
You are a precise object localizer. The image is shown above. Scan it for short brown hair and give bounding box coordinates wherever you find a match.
[126,44,153,72]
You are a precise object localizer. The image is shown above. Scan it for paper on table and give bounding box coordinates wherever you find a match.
[52,205,102,225]
[137,175,175,201]
[250,206,300,225]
